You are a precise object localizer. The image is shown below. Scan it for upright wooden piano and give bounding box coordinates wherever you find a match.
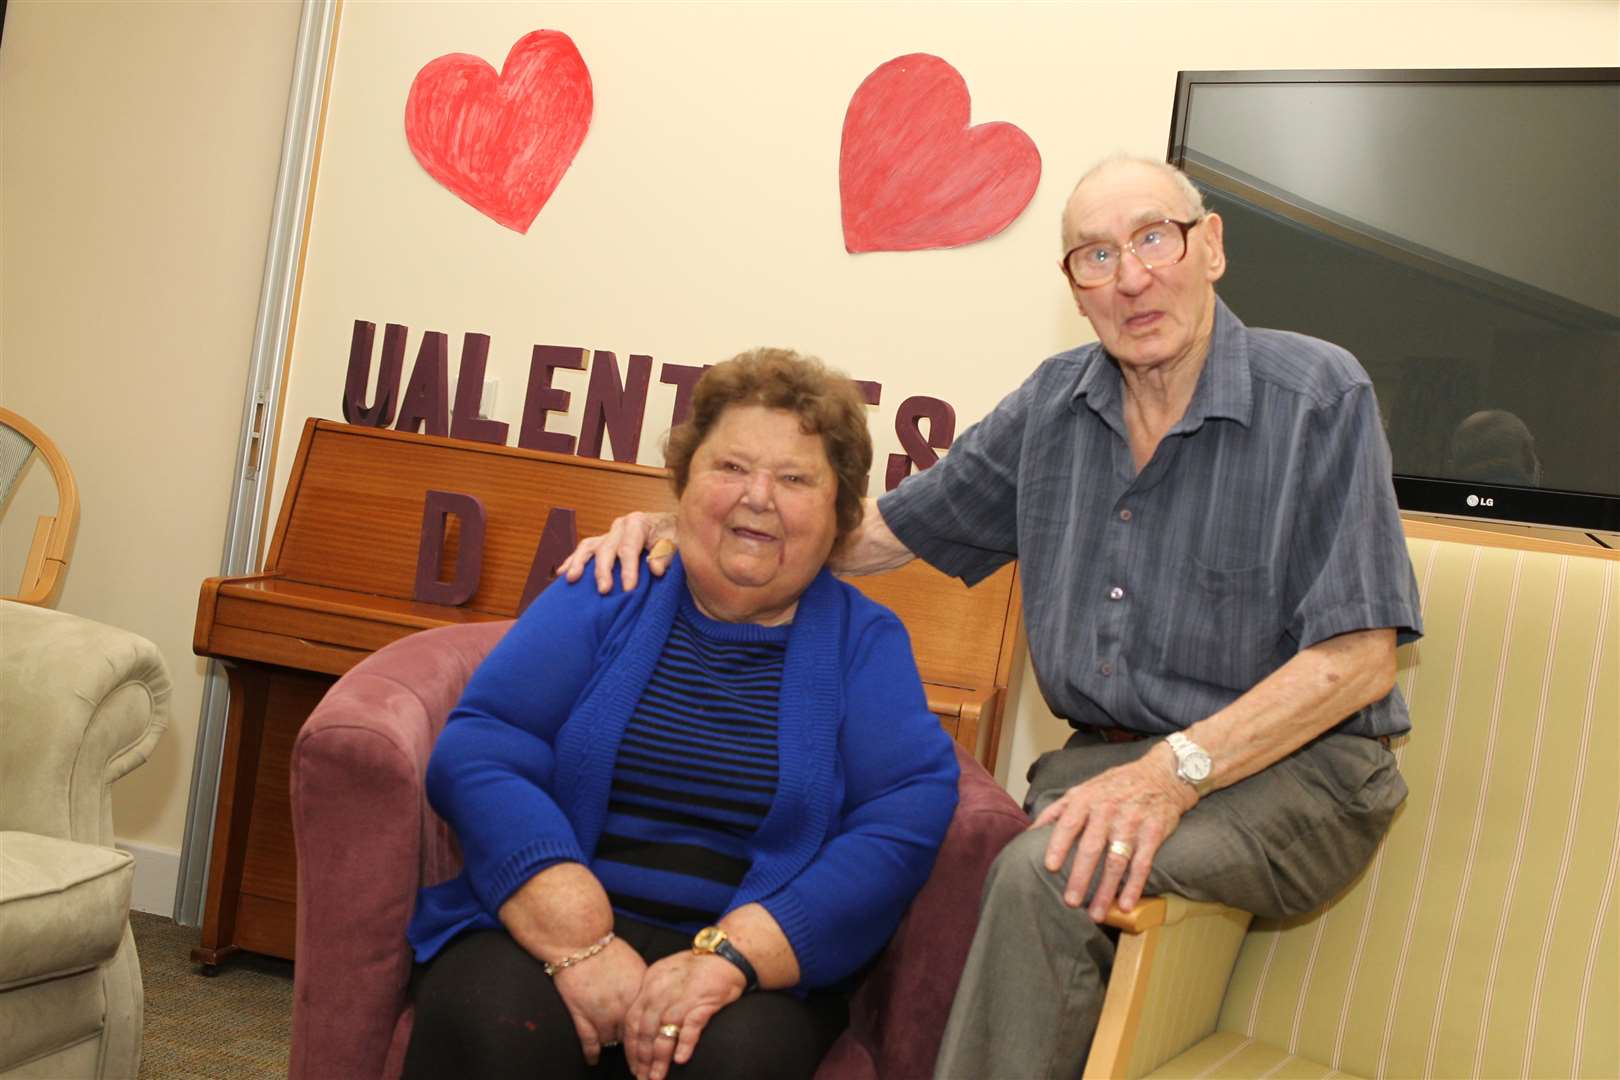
[192,419,1023,966]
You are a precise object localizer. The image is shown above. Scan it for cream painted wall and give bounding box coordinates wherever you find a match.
[274,0,1619,802]
[1,1,302,861]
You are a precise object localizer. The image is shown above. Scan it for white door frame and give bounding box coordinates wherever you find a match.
[173,0,339,926]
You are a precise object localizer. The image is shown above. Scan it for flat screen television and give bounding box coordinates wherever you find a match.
[1166,68,1620,535]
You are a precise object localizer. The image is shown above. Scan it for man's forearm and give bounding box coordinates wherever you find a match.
[828,498,916,576]
[1170,627,1399,796]
[1036,627,1399,921]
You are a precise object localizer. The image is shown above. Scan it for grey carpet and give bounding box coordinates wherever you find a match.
[132,911,292,1078]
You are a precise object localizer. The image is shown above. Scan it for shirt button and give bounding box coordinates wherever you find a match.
[1108,586,1125,601]
[1119,508,1132,521]
[1099,661,1114,676]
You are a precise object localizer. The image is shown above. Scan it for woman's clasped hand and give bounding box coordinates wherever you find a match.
[619,945,745,1079]
[551,933,646,1062]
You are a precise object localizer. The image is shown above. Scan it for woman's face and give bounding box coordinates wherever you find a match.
[676,404,840,626]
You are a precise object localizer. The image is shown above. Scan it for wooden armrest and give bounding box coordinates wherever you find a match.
[922,683,1004,769]
[1085,897,1254,1079]
[1102,894,1242,934]
[1103,897,1169,933]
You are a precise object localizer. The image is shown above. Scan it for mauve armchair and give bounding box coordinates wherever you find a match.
[289,620,1027,1080]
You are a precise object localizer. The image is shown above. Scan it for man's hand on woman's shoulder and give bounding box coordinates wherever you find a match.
[560,511,678,594]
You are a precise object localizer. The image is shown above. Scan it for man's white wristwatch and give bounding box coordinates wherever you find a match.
[1166,732,1214,796]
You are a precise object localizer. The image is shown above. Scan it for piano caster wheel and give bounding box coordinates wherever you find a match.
[198,963,221,978]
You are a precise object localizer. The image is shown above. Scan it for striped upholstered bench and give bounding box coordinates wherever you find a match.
[1082,520,1618,1080]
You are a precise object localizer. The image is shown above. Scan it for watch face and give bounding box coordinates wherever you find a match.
[693,926,726,952]
[1183,752,1213,782]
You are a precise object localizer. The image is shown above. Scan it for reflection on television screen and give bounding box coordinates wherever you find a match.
[1169,69,1620,532]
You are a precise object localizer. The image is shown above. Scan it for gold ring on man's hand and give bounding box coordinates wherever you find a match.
[658,1023,680,1039]
[1106,839,1134,860]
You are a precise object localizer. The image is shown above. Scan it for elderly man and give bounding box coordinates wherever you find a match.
[563,155,1421,1078]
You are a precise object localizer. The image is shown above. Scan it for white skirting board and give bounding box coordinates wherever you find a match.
[119,841,181,916]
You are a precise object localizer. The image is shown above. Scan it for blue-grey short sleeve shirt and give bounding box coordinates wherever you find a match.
[878,298,1422,738]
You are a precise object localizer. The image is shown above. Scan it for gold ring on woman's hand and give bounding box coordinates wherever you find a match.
[658,1023,680,1039]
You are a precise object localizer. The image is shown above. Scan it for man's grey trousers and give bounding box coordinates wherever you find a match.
[934,730,1406,1080]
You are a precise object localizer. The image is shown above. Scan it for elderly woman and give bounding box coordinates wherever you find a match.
[402,349,960,1080]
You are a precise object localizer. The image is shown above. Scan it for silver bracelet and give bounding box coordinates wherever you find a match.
[543,931,616,977]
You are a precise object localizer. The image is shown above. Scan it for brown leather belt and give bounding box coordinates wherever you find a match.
[1078,724,1150,744]
[1081,724,1393,750]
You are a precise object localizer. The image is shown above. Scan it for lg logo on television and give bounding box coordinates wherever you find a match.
[1466,494,1495,508]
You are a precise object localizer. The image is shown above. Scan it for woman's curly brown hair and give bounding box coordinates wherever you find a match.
[664,348,872,551]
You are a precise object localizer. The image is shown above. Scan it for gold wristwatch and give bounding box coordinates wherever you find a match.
[692,926,758,991]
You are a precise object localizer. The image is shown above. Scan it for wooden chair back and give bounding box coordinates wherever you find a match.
[0,407,79,606]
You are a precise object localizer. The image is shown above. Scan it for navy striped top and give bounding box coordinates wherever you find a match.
[591,591,786,930]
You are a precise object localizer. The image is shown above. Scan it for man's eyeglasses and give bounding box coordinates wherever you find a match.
[1060,217,1204,289]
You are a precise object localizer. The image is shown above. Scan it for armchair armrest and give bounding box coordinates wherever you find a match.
[824,744,1028,1080]
[0,601,169,844]
[289,619,510,1080]
[1084,896,1253,1079]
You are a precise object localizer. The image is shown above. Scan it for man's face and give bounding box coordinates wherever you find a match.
[1061,162,1226,374]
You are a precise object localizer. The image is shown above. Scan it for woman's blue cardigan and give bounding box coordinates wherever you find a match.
[407,556,960,988]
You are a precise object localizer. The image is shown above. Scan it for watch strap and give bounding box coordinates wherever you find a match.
[1166,732,1213,795]
[694,928,758,991]
[712,938,759,992]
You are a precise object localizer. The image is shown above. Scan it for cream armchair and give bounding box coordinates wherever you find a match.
[0,601,170,1078]
[1084,526,1619,1079]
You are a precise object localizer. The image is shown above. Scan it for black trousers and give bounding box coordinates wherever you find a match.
[402,915,850,1080]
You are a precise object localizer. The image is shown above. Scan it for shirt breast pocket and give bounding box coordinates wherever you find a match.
[1158,558,1277,692]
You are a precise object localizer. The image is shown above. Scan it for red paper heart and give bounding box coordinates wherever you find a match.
[840,54,1041,253]
[405,30,593,234]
